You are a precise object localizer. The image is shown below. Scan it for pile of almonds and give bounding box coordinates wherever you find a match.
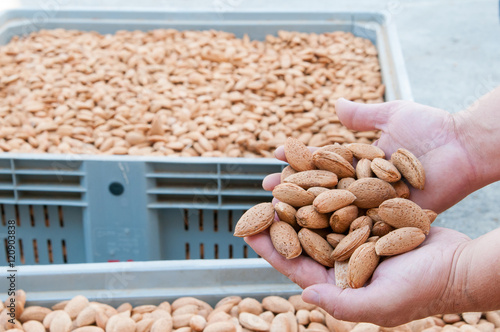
[3,290,500,332]
[234,139,437,289]
[0,29,383,157]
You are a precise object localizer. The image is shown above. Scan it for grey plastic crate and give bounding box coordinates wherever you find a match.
[0,8,412,265]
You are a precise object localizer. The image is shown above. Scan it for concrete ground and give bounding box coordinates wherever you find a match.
[2,0,499,238]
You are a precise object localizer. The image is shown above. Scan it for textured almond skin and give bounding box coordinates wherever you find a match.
[371,221,395,237]
[349,216,373,233]
[274,202,297,227]
[347,178,397,209]
[272,183,315,208]
[19,306,52,323]
[367,236,379,243]
[392,180,411,198]
[203,321,236,332]
[262,296,294,314]
[281,165,298,182]
[366,208,383,222]
[270,313,292,332]
[238,298,263,316]
[307,186,330,197]
[298,228,335,267]
[285,137,316,172]
[313,189,357,213]
[391,148,426,190]
[330,205,359,233]
[64,295,89,320]
[296,205,330,229]
[330,225,371,261]
[284,170,338,189]
[234,203,275,237]
[317,144,354,164]
[336,177,356,190]
[375,227,426,256]
[23,320,46,332]
[371,158,401,183]
[334,260,350,289]
[239,312,270,331]
[312,150,356,178]
[348,242,380,288]
[76,306,96,327]
[270,221,302,259]
[326,233,346,248]
[347,143,385,160]
[378,198,431,234]
[424,209,438,223]
[356,158,373,179]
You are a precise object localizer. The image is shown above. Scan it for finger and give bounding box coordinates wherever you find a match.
[336,98,400,132]
[263,173,281,191]
[245,232,332,288]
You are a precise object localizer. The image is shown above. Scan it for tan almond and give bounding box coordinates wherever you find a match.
[391,148,425,190]
[347,143,385,160]
[76,306,96,327]
[485,311,500,327]
[349,216,373,233]
[317,144,354,164]
[313,189,356,213]
[392,180,411,198]
[238,298,263,315]
[273,183,315,208]
[216,296,242,309]
[171,297,211,312]
[308,321,330,331]
[424,209,438,223]
[262,296,295,314]
[270,221,302,259]
[375,227,426,256]
[203,321,236,332]
[348,242,380,288]
[260,311,274,324]
[371,221,395,237]
[371,158,401,182]
[296,309,310,326]
[19,306,52,323]
[234,202,275,237]
[172,313,194,329]
[328,205,358,233]
[275,202,297,227]
[330,225,371,261]
[462,312,482,325]
[190,314,207,332]
[173,304,198,316]
[356,158,373,179]
[334,260,351,289]
[239,312,270,331]
[270,313,292,332]
[95,310,108,329]
[367,236,379,243]
[309,309,325,324]
[347,178,397,209]
[117,303,132,313]
[150,316,174,332]
[366,208,383,222]
[296,205,330,229]
[136,318,154,332]
[307,186,330,197]
[23,320,46,332]
[51,300,69,311]
[284,170,338,189]
[288,295,316,311]
[312,150,356,178]
[337,177,356,190]
[49,310,72,332]
[325,314,357,332]
[298,228,335,267]
[281,165,298,182]
[326,233,346,248]
[378,198,431,234]
[72,327,105,332]
[285,137,316,172]
[64,295,89,319]
[133,305,157,315]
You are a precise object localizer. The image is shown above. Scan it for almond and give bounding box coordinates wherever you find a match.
[19,306,52,323]
[76,306,96,327]
[349,216,373,233]
[392,180,411,198]
[347,178,397,209]
[171,298,211,312]
[190,314,207,332]
[390,148,425,190]
[285,137,315,172]
[72,327,105,332]
[366,208,383,222]
[262,296,295,314]
[334,260,351,289]
[203,321,236,332]
[371,158,401,183]
[281,165,298,182]
[307,186,330,197]
[317,144,354,164]
[298,228,335,267]
[273,183,315,208]
[485,311,500,327]
[64,295,89,319]
[371,221,395,237]
[234,202,275,237]
[330,225,371,261]
[133,305,157,315]
[312,150,356,178]
[424,209,438,223]
[172,313,194,329]
[462,313,482,325]
[313,189,356,213]
[238,298,263,315]
[49,310,72,332]
[239,312,270,331]
[150,316,174,332]
[136,318,154,332]
[270,221,302,259]
[325,314,357,332]
[356,158,373,178]
[216,296,242,309]
[329,205,359,233]
[270,313,292,332]
[308,322,330,331]
[348,242,380,288]
[326,233,346,248]
[284,170,338,189]
[347,143,385,160]
[375,227,426,256]
[296,205,330,229]
[275,202,297,227]
[260,311,274,324]
[95,310,108,329]
[367,236,379,243]
[296,309,310,325]
[337,177,356,190]
[288,295,316,311]
[23,320,47,332]
[378,198,431,234]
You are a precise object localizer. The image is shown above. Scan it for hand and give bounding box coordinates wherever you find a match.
[246,227,470,327]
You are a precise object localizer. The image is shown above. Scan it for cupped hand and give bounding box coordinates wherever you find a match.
[246,227,470,327]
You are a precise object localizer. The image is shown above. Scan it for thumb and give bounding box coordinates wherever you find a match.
[335,98,400,132]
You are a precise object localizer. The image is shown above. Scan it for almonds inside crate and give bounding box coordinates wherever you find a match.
[2,291,500,332]
[234,139,436,289]
[0,29,384,157]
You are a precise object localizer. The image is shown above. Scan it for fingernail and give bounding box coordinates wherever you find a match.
[302,288,320,305]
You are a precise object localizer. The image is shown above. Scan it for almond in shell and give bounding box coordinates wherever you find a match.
[424,209,438,223]
[371,221,395,237]
[307,186,330,197]
[274,202,297,228]
[313,189,356,213]
[312,150,355,178]
[281,165,298,182]
[284,170,338,189]
[298,228,335,267]
[366,208,383,222]
[317,144,354,164]
[371,158,401,183]
[296,205,330,229]
[330,225,371,261]
[392,180,411,198]
[234,202,275,237]
[337,177,356,190]
[272,183,315,208]
[390,148,425,190]
[284,137,316,172]
[347,143,385,160]
[330,205,359,233]
[270,221,302,259]
[348,242,380,288]
[326,233,346,248]
[375,227,426,256]
[347,178,397,209]
[356,158,373,179]
[378,198,431,234]
[349,216,373,233]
